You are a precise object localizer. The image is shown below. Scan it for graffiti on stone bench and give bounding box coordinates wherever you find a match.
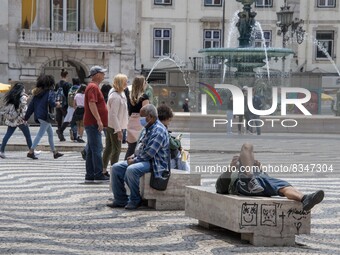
[240,202,310,234]
[240,203,258,228]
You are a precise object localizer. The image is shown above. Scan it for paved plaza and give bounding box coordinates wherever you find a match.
[0,126,339,254]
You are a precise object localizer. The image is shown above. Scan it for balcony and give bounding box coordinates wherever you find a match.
[18,29,116,51]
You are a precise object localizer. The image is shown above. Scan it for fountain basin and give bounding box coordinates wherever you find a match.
[199,47,294,73]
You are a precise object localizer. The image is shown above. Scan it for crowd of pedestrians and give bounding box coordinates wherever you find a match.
[0,65,191,210]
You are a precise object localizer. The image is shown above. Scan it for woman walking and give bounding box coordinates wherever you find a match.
[124,75,149,159]
[102,74,128,174]
[24,74,63,159]
[72,84,86,142]
[0,83,33,159]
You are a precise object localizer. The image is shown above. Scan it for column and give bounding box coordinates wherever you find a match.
[37,0,48,30]
[83,0,95,31]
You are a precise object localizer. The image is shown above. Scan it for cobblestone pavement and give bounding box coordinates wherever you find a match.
[0,129,340,254]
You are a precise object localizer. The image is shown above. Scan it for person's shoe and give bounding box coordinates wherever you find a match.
[107,200,127,208]
[34,150,42,155]
[125,201,142,210]
[94,175,110,183]
[56,130,66,142]
[0,152,6,159]
[53,152,64,159]
[103,171,110,178]
[77,137,85,143]
[302,190,324,211]
[81,149,86,160]
[85,178,94,184]
[248,177,264,194]
[27,152,38,160]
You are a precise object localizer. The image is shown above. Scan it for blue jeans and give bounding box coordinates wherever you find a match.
[111,161,151,206]
[31,119,55,151]
[85,125,104,179]
[1,124,32,152]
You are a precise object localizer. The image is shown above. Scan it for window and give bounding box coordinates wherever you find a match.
[154,0,172,5]
[145,72,167,84]
[154,29,171,57]
[317,0,336,7]
[255,0,273,7]
[203,30,221,48]
[204,0,222,6]
[51,0,79,31]
[253,31,272,48]
[316,31,334,59]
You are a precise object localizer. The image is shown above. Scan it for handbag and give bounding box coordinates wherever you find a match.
[150,167,171,191]
[149,146,171,191]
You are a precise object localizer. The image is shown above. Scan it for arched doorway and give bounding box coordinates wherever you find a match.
[43,59,87,83]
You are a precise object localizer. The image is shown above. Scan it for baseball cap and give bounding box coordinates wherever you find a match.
[87,66,107,78]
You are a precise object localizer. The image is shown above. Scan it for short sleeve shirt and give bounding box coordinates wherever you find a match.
[84,82,108,127]
[129,94,149,116]
[74,93,85,107]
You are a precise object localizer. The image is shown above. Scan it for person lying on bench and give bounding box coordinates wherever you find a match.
[216,143,324,212]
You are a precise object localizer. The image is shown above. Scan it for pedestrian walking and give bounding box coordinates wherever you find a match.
[24,74,63,160]
[57,77,80,141]
[72,84,86,143]
[0,83,33,158]
[55,69,71,139]
[182,98,190,112]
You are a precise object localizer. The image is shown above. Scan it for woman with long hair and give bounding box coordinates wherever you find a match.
[0,83,33,158]
[125,75,149,159]
[102,74,128,175]
[24,74,63,159]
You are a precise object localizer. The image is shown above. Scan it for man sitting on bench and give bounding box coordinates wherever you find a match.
[216,143,324,211]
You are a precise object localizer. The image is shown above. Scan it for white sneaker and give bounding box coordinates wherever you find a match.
[0,152,6,159]
[34,150,42,155]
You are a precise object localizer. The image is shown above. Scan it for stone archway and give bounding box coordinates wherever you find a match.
[43,59,87,84]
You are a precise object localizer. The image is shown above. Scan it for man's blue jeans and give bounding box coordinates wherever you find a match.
[1,124,32,152]
[111,161,151,206]
[85,125,103,180]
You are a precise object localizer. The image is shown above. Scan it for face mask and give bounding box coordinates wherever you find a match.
[140,117,149,127]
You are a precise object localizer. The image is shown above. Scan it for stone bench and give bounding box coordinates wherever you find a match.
[140,170,201,210]
[185,186,311,246]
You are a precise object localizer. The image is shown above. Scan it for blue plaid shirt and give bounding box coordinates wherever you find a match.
[134,120,169,178]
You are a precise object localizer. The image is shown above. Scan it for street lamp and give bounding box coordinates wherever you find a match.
[276,0,305,48]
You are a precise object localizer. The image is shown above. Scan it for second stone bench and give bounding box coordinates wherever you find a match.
[140,170,201,210]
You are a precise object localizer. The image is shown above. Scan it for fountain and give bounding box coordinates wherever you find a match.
[199,0,294,79]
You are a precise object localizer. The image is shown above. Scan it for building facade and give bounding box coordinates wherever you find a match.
[1,0,339,111]
[1,0,138,86]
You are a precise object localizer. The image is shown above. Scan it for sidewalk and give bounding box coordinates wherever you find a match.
[0,125,190,152]
[0,132,339,254]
